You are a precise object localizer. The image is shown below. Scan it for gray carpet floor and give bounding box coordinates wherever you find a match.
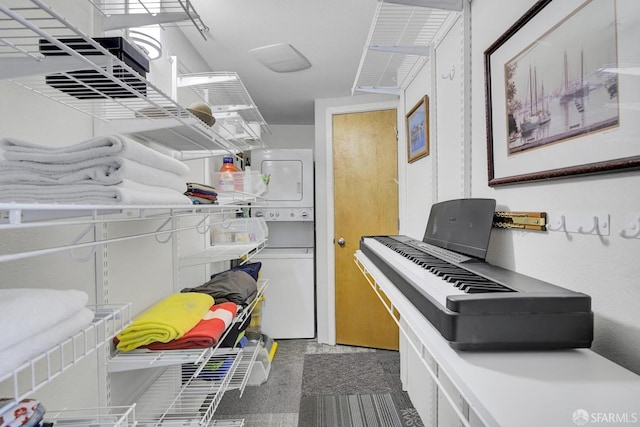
[212,339,423,427]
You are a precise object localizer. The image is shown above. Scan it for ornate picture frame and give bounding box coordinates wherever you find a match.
[484,0,640,186]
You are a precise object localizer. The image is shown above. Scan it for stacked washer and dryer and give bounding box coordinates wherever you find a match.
[250,149,315,339]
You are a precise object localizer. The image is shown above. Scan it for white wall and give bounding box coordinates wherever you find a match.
[402,66,434,240]
[470,0,640,375]
[400,12,471,241]
[261,124,314,150]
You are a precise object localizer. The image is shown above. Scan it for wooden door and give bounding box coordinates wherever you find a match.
[333,109,399,350]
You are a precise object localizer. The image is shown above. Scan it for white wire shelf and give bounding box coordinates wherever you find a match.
[211,420,245,427]
[133,354,242,426]
[0,0,245,154]
[177,72,270,150]
[107,279,268,373]
[0,203,265,264]
[352,1,460,94]
[224,341,261,397]
[178,240,268,267]
[0,200,257,228]
[0,304,132,403]
[42,405,137,427]
[87,0,209,39]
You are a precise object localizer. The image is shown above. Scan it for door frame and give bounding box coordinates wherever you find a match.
[314,94,401,345]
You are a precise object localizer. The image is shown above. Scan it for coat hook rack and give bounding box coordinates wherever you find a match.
[547,212,609,236]
[619,214,640,239]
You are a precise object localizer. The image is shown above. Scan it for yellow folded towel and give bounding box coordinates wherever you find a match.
[115,292,214,351]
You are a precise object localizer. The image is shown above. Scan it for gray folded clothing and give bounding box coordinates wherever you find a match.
[181,270,257,305]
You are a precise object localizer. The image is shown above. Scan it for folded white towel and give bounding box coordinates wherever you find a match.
[0,178,192,205]
[0,307,95,379]
[0,134,190,177]
[0,288,89,353]
[0,157,187,193]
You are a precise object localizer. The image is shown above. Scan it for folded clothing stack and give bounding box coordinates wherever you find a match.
[184,182,217,204]
[0,289,95,379]
[0,134,192,205]
[114,292,214,351]
[144,302,238,350]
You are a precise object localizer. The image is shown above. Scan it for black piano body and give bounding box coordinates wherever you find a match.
[359,199,593,351]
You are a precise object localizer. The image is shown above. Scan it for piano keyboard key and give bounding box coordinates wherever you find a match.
[371,236,514,295]
[362,238,466,308]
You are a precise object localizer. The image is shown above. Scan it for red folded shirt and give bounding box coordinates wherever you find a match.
[144,302,238,350]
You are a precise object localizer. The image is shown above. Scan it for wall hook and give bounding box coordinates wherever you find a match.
[68,223,98,263]
[195,214,211,235]
[154,217,174,244]
[578,216,601,235]
[547,215,567,232]
[619,217,640,239]
[441,65,455,80]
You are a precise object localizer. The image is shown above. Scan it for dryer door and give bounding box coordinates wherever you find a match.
[261,159,304,202]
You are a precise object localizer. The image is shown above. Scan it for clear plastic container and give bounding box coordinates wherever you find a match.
[211,218,268,244]
[213,170,264,194]
[245,295,264,341]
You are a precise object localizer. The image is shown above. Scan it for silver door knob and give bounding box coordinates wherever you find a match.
[337,237,346,246]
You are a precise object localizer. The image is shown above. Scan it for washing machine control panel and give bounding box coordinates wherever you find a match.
[253,208,314,221]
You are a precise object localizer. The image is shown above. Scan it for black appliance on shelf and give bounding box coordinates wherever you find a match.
[39,37,150,99]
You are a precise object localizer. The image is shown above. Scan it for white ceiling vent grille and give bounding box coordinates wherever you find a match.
[352,0,461,95]
[248,43,311,73]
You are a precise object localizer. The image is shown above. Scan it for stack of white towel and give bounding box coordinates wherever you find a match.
[0,134,192,205]
[0,288,95,379]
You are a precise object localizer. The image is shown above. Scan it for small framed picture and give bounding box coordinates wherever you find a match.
[406,95,429,163]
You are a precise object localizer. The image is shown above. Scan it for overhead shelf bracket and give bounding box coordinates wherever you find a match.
[177,73,238,88]
[369,45,431,56]
[0,56,110,80]
[352,1,458,95]
[383,0,464,12]
[354,86,402,96]
[101,12,192,30]
[88,0,209,40]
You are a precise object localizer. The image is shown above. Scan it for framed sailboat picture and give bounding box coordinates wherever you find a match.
[406,95,429,163]
[484,0,640,186]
